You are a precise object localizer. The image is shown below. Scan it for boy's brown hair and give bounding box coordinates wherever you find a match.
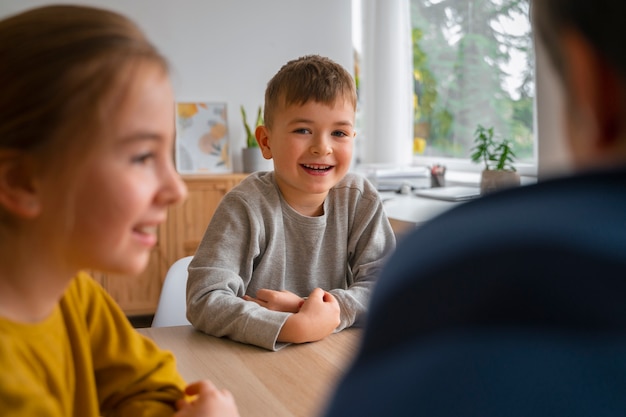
[263,55,357,129]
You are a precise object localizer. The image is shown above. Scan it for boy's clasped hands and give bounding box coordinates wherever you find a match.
[176,286,342,416]
[243,288,341,343]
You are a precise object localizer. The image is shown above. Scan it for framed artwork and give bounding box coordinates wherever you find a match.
[175,102,231,173]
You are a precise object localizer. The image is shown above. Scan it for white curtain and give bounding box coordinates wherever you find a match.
[360,0,414,165]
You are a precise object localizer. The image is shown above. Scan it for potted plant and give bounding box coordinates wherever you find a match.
[240,105,270,173]
[470,124,520,194]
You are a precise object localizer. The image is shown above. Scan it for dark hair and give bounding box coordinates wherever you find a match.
[532,1,626,82]
[263,54,357,128]
[0,5,168,157]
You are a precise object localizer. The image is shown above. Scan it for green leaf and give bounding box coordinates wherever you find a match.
[471,125,517,171]
[241,105,260,148]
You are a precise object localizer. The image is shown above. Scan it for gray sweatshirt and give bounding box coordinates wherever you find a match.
[186,171,396,350]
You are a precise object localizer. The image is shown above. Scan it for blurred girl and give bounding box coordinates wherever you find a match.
[0,5,238,416]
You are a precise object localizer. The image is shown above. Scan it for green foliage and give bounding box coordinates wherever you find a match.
[240,105,263,148]
[471,125,517,171]
[410,0,534,161]
[412,28,437,122]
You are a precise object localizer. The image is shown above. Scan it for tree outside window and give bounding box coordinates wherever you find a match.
[411,0,534,163]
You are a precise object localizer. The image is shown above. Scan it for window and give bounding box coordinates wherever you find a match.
[352,0,536,176]
[409,0,535,173]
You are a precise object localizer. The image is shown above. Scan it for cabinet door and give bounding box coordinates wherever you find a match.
[162,174,247,263]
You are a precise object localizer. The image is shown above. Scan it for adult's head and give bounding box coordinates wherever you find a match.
[532,1,626,169]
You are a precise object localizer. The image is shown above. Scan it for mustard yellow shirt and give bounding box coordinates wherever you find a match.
[0,272,186,416]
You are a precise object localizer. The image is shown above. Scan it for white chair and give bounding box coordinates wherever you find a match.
[151,256,194,327]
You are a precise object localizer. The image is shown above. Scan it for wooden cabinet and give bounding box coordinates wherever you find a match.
[161,174,248,261]
[92,173,248,316]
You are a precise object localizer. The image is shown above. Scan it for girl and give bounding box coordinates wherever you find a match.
[0,5,239,417]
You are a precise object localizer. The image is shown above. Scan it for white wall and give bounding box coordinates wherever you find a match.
[0,0,353,172]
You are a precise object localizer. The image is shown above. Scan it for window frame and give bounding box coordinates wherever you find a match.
[352,0,539,180]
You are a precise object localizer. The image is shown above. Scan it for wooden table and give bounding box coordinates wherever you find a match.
[137,325,362,417]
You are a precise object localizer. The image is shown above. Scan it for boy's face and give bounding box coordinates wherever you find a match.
[257,98,355,214]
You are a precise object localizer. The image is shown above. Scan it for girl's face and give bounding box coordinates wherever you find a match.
[51,64,187,276]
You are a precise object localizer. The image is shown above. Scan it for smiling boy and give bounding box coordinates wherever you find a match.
[186,55,396,351]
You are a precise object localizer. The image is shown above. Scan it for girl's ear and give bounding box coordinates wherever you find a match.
[255,125,273,160]
[0,150,41,218]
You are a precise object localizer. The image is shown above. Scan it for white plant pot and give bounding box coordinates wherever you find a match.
[480,169,520,195]
[242,147,272,173]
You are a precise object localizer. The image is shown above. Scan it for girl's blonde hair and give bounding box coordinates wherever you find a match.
[0,5,170,228]
[0,5,168,163]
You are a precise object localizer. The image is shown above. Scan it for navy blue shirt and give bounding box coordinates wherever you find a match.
[323,168,626,417]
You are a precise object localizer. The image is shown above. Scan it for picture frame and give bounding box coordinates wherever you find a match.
[175,102,231,174]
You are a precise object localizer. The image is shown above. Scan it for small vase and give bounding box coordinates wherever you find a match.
[242,147,272,173]
[480,169,520,195]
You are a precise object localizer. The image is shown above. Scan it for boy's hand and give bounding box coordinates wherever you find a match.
[277,288,341,343]
[175,380,239,417]
[243,289,304,313]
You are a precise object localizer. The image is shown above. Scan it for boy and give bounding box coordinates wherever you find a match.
[186,55,396,351]
[323,2,626,416]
